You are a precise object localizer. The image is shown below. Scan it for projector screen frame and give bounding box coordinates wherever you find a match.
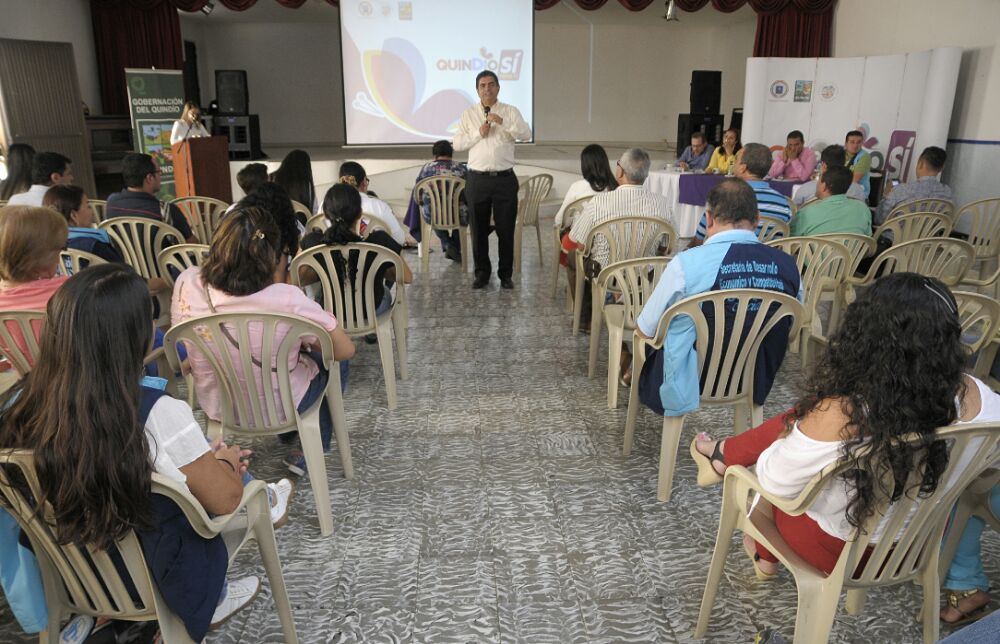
[337,1,535,147]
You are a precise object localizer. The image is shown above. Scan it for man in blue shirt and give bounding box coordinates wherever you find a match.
[677,132,713,171]
[633,178,802,416]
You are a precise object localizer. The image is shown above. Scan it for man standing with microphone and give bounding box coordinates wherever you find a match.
[454,70,532,290]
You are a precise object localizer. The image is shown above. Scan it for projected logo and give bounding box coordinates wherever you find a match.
[350,36,474,139]
[769,80,788,99]
[436,48,524,81]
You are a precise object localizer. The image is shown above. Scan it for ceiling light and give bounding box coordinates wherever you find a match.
[664,0,679,21]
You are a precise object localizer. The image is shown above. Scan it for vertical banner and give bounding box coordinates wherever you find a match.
[125,69,184,200]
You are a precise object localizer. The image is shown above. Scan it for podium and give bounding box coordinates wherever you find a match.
[172,135,232,203]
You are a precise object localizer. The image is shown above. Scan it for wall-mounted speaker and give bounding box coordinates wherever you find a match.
[215,70,248,115]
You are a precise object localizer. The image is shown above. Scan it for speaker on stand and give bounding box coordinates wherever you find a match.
[684,70,724,147]
[212,70,262,159]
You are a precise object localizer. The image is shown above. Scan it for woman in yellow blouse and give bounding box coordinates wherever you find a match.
[706,128,741,174]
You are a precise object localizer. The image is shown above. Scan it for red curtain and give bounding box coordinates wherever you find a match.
[91,0,184,115]
[754,3,832,56]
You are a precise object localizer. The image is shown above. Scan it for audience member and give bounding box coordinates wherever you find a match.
[171,207,356,476]
[554,143,617,230]
[236,162,270,199]
[0,264,291,641]
[676,132,713,171]
[691,143,792,245]
[6,152,73,207]
[271,149,318,217]
[768,130,816,181]
[940,484,999,626]
[845,129,872,198]
[169,101,210,146]
[874,145,953,226]
[691,273,999,580]
[565,147,671,330]
[410,140,468,261]
[338,161,411,246]
[301,182,413,319]
[0,206,68,365]
[706,128,741,175]
[43,185,124,263]
[0,143,35,201]
[630,178,801,405]
[239,182,302,276]
[789,165,871,237]
[105,153,197,243]
[792,144,865,206]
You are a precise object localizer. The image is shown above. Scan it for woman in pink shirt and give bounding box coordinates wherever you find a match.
[172,206,355,475]
[0,206,69,371]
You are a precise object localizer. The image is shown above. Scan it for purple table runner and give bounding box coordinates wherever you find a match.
[677,174,801,206]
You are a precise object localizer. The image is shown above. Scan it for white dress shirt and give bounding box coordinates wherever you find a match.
[170,119,210,146]
[453,100,532,171]
[360,192,406,245]
[6,184,51,207]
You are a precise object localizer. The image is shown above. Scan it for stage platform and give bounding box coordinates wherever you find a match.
[227,142,676,220]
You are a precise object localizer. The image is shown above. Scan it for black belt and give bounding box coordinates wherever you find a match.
[468,169,515,177]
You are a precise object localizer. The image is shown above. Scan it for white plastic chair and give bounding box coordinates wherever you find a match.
[89,199,107,225]
[695,422,1000,644]
[170,196,228,244]
[291,200,313,223]
[0,449,299,643]
[952,290,1000,380]
[0,310,45,377]
[306,213,328,234]
[164,312,351,537]
[551,195,594,300]
[873,212,952,245]
[99,217,187,327]
[57,249,107,277]
[812,233,877,333]
[885,197,954,221]
[956,199,1000,296]
[291,243,408,410]
[939,469,1000,586]
[756,216,790,243]
[572,216,677,335]
[622,289,803,502]
[766,237,850,369]
[513,173,553,275]
[588,257,670,409]
[414,175,470,273]
[156,243,209,290]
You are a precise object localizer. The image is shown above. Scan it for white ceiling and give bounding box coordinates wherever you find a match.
[179,0,755,26]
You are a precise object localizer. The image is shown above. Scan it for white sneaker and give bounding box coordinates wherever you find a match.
[59,615,94,644]
[268,478,294,528]
[210,576,260,630]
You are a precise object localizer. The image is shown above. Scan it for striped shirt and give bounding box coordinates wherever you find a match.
[568,184,673,266]
[693,180,791,240]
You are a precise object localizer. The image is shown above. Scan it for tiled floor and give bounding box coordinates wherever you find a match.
[0,235,998,643]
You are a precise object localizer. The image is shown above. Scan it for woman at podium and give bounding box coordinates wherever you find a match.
[170,101,210,145]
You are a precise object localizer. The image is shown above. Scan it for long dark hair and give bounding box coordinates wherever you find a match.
[791,272,963,532]
[318,183,363,286]
[721,128,742,157]
[0,264,155,549]
[272,149,315,209]
[239,182,300,256]
[580,144,617,193]
[1,143,36,200]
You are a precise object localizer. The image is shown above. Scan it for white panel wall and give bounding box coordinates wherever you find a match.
[0,0,102,114]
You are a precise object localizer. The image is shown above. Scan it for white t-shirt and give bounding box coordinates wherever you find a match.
[553,179,600,228]
[170,120,211,146]
[145,396,211,486]
[756,375,1000,541]
[6,185,51,207]
[360,192,405,245]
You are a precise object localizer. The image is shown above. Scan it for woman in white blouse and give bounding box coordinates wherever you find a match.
[553,143,618,231]
[170,101,210,146]
[691,272,1000,581]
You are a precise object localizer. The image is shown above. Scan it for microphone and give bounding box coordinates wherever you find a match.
[483,105,490,126]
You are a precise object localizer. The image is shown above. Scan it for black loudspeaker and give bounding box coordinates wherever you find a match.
[690,70,721,115]
[730,108,743,134]
[678,113,725,148]
[212,114,261,160]
[216,70,248,115]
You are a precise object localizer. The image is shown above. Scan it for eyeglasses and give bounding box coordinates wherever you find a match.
[616,161,623,171]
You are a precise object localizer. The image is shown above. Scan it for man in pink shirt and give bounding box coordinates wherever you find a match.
[769,130,816,182]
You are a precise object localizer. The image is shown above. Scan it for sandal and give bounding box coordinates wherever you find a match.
[689,433,725,487]
[619,351,633,388]
[940,588,994,627]
[743,534,778,580]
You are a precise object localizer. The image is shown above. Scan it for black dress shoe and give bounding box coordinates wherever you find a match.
[445,245,462,262]
[472,276,489,289]
[500,277,514,290]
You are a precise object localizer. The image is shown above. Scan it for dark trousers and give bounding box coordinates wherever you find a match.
[465,172,519,280]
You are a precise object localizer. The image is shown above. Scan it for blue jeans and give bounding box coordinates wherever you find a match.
[435,228,460,251]
[943,484,1000,592]
[939,607,1000,643]
[282,351,348,452]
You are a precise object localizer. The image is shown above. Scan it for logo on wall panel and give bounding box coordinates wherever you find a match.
[794,80,813,102]
[820,84,837,101]
[769,80,789,99]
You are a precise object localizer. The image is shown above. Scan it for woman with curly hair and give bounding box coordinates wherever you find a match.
[690,272,1000,583]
